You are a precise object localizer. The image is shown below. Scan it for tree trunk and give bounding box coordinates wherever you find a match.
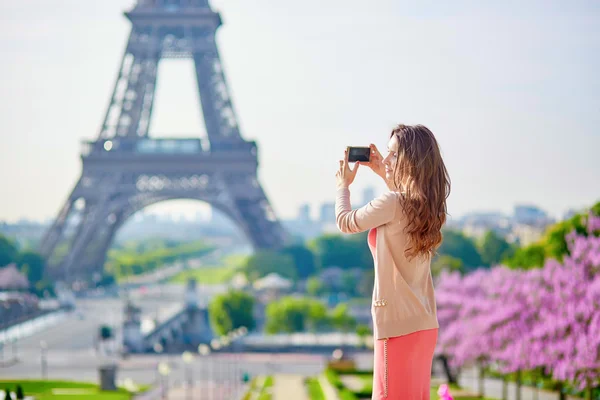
[585,379,593,400]
[478,360,486,398]
[515,369,522,400]
[557,382,566,400]
[502,376,508,400]
[439,355,457,384]
[533,367,539,400]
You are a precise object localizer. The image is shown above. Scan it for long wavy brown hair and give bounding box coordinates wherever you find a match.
[389,124,451,260]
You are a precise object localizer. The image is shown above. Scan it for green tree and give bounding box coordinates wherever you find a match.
[346,232,374,269]
[16,384,24,400]
[0,235,18,268]
[502,200,600,270]
[503,243,546,270]
[265,297,329,334]
[265,297,356,334]
[308,233,371,270]
[477,231,514,267]
[592,201,600,217]
[329,303,357,332]
[356,324,371,348]
[307,300,330,331]
[431,255,465,277]
[306,276,324,297]
[340,270,359,297]
[356,324,371,337]
[541,209,597,261]
[437,230,483,270]
[242,251,296,281]
[97,273,116,287]
[265,297,310,333]
[209,290,256,336]
[33,279,55,297]
[17,250,46,283]
[357,269,374,297]
[279,245,317,279]
[107,240,215,280]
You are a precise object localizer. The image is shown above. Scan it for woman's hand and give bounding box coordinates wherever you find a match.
[336,148,359,189]
[359,143,386,180]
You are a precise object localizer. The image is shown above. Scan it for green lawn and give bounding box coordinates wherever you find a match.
[257,375,274,400]
[326,369,499,400]
[305,377,326,400]
[169,254,246,284]
[169,265,238,284]
[359,375,372,393]
[0,380,137,400]
[262,375,274,388]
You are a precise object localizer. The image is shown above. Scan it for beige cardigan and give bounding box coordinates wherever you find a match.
[335,187,439,340]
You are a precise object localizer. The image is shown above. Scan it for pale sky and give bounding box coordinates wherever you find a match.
[1,0,599,225]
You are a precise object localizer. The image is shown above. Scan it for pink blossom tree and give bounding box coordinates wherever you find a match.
[435,213,600,399]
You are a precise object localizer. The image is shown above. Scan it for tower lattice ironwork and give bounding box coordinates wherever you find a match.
[39,0,289,281]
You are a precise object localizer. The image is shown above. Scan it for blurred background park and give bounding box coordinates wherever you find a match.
[0,0,598,399]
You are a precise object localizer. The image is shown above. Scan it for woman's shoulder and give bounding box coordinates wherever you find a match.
[367,191,403,223]
[369,191,400,212]
[377,190,405,205]
[381,191,408,225]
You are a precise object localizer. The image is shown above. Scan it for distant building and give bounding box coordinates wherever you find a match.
[361,186,376,208]
[0,221,47,247]
[451,204,556,245]
[297,203,311,223]
[281,219,323,241]
[507,224,546,246]
[459,212,512,240]
[513,205,552,226]
[319,202,335,225]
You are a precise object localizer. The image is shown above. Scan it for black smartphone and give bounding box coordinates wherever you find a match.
[347,146,371,163]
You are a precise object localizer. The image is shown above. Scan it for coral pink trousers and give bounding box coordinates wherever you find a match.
[372,328,438,400]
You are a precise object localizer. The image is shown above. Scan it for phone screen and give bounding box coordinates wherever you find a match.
[347,147,370,162]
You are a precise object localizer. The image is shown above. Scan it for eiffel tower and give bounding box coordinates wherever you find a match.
[39,0,289,281]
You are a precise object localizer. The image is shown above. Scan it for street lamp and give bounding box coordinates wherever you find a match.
[182,351,194,400]
[40,340,48,379]
[198,344,211,399]
[229,331,239,396]
[158,362,171,400]
[210,339,222,398]
[220,335,233,397]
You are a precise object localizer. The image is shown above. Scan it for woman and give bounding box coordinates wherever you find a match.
[335,124,451,399]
